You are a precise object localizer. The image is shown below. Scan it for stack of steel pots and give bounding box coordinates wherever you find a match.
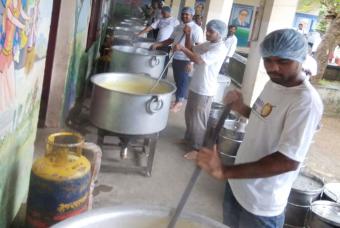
[285,172,324,227]
[218,119,246,165]
[110,46,167,79]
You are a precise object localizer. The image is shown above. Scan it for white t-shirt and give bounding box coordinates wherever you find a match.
[224,35,238,62]
[229,79,323,217]
[151,17,180,42]
[170,21,204,61]
[302,55,317,77]
[189,41,228,96]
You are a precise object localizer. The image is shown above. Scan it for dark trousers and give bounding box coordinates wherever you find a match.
[172,59,190,102]
[157,46,171,79]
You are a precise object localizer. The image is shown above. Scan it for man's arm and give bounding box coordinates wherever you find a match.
[173,44,204,64]
[137,26,153,36]
[151,38,174,50]
[196,147,299,180]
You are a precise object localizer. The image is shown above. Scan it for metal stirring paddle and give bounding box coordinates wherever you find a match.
[148,33,186,94]
[167,105,232,228]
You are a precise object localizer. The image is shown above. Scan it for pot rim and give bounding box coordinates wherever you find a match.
[291,172,324,194]
[112,45,168,57]
[91,73,176,96]
[52,204,228,228]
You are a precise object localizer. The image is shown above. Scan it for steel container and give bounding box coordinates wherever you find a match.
[52,205,228,228]
[217,120,245,157]
[306,200,340,228]
[322,183,340,203]
[90,73,176,135]
[110,45,167,78]
[285,172,324,227]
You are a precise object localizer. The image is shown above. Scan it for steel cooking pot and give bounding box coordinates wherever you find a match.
[90,73,176,135]
[306,200,340,228]
[52,205,229,228]
[110,45,167,79]
[322,183,340,203]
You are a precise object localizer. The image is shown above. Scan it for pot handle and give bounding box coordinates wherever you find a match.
[150,56,160,67]
[146,96,164,114]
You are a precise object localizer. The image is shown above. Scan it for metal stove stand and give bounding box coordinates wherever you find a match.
[97,128,158,177]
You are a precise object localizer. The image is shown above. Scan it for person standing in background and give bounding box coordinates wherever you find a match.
[220,25,238,75]
[151,7,204,112]
[173,20,228,155]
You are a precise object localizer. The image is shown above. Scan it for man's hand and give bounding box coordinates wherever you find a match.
[173,43,183,52]
[150,43,161,50]
[183,25,191,35]
[196,146,225,180]
[185,63,193,73]
[224,90,249,116]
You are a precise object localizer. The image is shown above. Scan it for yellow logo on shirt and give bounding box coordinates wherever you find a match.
[261,103,273,118]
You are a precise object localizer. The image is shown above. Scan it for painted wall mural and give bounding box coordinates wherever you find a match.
[0,0,51,137]
[0,0,53,226]
[63,0,92,117]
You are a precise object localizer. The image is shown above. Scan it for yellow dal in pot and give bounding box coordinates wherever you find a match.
[99,80,169,94]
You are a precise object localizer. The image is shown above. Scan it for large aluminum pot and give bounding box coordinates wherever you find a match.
[285,172,324,227]
[112,35,153,46]
[52,205,228,228]
[90,73,176,135]
[110,45,167,79]
[114,26,146,37]
[306,200,340,228]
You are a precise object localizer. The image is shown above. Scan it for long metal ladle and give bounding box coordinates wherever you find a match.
[148,33,186,94]
[167,105,232,228]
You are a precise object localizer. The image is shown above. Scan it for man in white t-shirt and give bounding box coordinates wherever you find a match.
[137,6,179,42]
[191,29,323,227]
[173,20,227,153]
[137,6,179,78]
[220,25,238,75]
[151,7,204,112]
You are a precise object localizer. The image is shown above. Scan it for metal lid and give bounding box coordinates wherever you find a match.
[291,172,324,194]
[311,200,340,226]
[324,183,340,203]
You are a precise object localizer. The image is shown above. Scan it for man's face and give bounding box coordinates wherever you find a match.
[239,10,248,22]
[298,24,303,29]
[206,28,220,42]
[161,11,171,18]
[181,13,193,23]
[263,56,302,86]
[228,27,236,36]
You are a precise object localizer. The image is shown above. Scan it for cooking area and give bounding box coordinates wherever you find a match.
[1,0,340,228]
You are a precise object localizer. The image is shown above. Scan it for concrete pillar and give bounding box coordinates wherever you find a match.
[202,0,233,30]
[241,0,299,105]
[184,0,195,8]
[45,0,77,127]
[170,0,182,20]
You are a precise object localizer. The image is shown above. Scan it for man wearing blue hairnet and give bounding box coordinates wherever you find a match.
[173,19,228,155]
[151,7,204,112]
[190,29,323,228]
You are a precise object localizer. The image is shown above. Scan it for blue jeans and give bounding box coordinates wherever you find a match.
[172,59,190,102]
[223,182,285,228]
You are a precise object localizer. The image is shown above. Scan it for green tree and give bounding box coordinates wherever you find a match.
[314,0,340,82]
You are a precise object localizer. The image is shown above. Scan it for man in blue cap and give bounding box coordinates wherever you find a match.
[151,7,204,112]
[190,29,323,228]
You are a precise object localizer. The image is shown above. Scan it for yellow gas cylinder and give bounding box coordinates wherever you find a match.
[26,132,91,228]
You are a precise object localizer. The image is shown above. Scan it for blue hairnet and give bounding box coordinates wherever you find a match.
[260,29,308,63]
[181,7,195,15]
[162,6,171,13]
[207,20,227,38]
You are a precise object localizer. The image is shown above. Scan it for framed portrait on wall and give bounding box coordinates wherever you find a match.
[229,3,255,47]
[195,0,205,16]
